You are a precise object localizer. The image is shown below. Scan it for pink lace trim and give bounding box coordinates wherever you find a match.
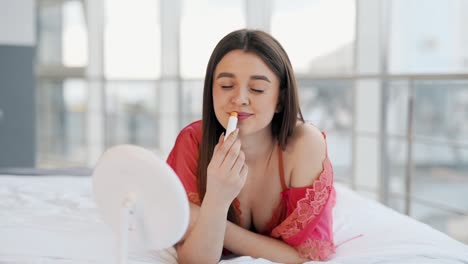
[271,158,333,239]
[297,238,335,260]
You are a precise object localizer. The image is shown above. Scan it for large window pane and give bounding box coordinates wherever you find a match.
[105,81,158,148]
[181,80,204,125]
[387,80,410,137]
[180,0,245,78]
[386,79,468,212]
[37,1,63,65]
[271,0,356,76]
[411,142,468,214]
[104,0,161,79]
[37,0,87,67]
[386,81,411,208]
[410,80,468,243]
[62,0,88,67]
[413,80,468,144]
[37,79,88,166]
[298,80,353,183]
[411,81,468,211]
[299,80,353,131]
[390,0,468,74]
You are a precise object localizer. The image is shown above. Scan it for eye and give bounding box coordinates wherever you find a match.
[250,88,265,93]
[221,85,233,89]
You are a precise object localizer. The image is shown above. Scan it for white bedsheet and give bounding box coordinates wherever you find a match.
[1,175,467,263]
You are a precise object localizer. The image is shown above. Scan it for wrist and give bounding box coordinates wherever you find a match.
[202,192,230,215]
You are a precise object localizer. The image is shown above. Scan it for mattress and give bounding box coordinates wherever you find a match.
[1,175,467,263]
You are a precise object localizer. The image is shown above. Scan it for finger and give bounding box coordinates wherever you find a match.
[218,129,239,164]
[211,133,225,167]
[224,128,238,147]
[230,150,245,174]
[239,163,248,185]
[223,139,242,170]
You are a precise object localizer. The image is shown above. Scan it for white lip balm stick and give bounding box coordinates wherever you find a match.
[224,112,238,141]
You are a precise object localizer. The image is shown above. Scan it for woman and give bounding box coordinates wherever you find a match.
[167,29,335,263]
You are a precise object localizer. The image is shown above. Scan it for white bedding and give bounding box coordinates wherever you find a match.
[1,175,467,263]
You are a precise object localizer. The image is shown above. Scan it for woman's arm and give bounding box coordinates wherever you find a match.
[176,130,248,264]
[176,194,229,264]
[224,220,310,264]
[180,203,309,264]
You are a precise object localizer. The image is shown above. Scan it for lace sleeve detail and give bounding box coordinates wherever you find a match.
[296,238,335,260]
[271,158,335,260]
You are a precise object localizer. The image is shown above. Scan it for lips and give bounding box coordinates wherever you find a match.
[237,112,253,121]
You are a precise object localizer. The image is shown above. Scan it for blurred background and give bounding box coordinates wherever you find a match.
[0,0,467,244]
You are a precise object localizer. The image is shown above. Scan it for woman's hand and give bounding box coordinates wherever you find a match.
[206,129,248,206]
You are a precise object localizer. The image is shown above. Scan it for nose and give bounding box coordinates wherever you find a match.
[231,87,249,105]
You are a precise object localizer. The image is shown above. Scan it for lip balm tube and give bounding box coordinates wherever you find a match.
[224,112,238,141]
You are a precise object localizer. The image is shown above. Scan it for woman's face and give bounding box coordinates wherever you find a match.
[212,49,280,137]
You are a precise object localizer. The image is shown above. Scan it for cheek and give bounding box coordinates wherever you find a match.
[212,96,223,114]
[212,87,224,102]
[213,90,232,110]
[212,92,225,124]
[256,97,278,113]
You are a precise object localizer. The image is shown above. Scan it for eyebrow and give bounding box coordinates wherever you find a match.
[216,72,271,83]
[251,75,271,83]
[216,72,235,79]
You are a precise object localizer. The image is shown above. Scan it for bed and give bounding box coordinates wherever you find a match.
[1,174,467,263]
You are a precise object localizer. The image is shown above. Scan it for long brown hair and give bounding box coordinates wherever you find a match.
[197,29,304,224]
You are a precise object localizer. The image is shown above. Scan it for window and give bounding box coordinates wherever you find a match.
[389,0,468,74]
[104,0,161,79]
[271,0,356,76]
[180,0,245,78]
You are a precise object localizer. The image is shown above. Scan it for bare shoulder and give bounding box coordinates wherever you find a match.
[286,122,327,188]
